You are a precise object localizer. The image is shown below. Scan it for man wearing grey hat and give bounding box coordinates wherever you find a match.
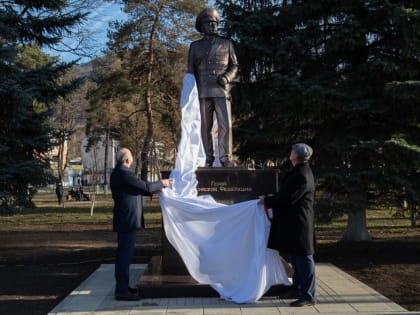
[187,8,238,167]
[259,143,316,307]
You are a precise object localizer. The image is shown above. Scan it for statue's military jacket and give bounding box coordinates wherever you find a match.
[187,36,238,98]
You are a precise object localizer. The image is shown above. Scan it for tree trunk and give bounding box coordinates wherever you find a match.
[57,136,66,184]
[90,193,96,217]
[90,144,99,216]
[140,4,164,181]
[410,205,417,228]
[140,112,153,181]
[342,188,371,241]
[103,127,109,195]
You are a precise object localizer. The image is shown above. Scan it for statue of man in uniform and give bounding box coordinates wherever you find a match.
[187,8,239,167]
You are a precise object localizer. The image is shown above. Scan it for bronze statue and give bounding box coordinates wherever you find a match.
[187,8,238,167]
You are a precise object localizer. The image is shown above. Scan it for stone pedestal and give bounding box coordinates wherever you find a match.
[138,167,292,298]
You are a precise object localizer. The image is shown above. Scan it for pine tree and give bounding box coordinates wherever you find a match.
[0,1,85,212]
[220,0,420,237]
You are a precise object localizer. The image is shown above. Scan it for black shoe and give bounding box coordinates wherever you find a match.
[290,299,315,307]
[128,286,139,294]
[115,292,141,301]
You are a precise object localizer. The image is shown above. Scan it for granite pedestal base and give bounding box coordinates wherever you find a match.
[138,168,289,298]
[138,256,293,298]
[138,256,218,298]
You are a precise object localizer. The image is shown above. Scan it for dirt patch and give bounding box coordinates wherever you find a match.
[0,264,98,315]
[315,237,420,312]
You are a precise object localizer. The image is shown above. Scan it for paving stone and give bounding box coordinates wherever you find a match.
[48,263,412,315]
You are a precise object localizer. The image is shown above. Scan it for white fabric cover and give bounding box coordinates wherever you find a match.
[160,73,291,303]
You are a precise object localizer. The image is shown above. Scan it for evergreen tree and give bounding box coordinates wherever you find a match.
[219,0,420,237]
[0,1,85,212]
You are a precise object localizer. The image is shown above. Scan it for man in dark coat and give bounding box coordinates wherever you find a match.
[110,148,171,300]
[187,8,238,167]
[259,143,316,307]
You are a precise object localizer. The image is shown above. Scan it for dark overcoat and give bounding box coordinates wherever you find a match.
[265,162,315,256]
[110,163,163,232]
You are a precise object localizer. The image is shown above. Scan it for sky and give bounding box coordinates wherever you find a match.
[49,1,217,64]
[47,2,127,64]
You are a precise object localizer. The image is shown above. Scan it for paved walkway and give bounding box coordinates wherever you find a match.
[48,263,418,315]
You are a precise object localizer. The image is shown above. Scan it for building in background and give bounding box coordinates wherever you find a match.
[49,141,83,188]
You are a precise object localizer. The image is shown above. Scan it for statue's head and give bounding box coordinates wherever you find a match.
[195,8,220,35]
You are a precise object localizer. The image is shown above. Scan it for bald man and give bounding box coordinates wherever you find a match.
[110,148,171,300]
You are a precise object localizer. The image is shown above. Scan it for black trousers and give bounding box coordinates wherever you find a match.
[291,255,316,302]
[115,230,136,294]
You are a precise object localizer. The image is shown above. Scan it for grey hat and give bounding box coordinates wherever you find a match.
[195,8,220,33]
[292,143,313,163]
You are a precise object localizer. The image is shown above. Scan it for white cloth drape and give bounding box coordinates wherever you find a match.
[159,73,291,303]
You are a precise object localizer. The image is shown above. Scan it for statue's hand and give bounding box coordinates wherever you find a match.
[217,75,228,88]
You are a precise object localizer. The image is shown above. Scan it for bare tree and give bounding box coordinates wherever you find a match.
[46,0,121,61]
